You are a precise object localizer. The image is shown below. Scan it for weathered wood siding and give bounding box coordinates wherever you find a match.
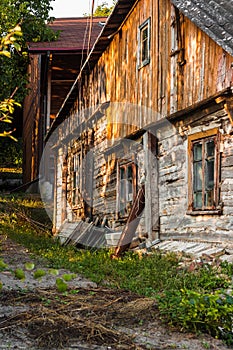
[23,55,41,184]
[67,0,233,134]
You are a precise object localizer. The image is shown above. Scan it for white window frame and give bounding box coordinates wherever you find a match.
[138,18,151,69]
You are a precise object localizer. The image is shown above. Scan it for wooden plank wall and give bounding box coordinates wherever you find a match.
[67,0,233,135]
[23,54,41,184]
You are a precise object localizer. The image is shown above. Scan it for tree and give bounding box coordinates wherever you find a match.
[0,0,58,103]
[0,25,22,139]
[84,1,116,17]
[93,2,114,17]
[0,0,58,138]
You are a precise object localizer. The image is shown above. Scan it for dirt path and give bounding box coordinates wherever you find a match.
[0,237,230,350]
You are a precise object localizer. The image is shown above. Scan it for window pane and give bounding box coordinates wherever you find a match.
[205,159,214,190]
[194,192,202,209]
[141,25,149,62]
[120,167,125,180]
[120,178,125,198]
[193,143,202,161]
[142,40,148,62]
[193,161,202,191]
[72,152,82,206]
[204,139,215,208]
[206,140,215,157]
[73,174,76,188]
[142,26,148,41]
[127,165,133,200]
[120,178,126,215]
[205,190,214,207]
[127,164,133,179]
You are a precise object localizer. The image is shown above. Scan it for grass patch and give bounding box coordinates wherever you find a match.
[0,193,232,345]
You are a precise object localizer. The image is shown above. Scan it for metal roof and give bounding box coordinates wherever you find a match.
[171,0,233,56]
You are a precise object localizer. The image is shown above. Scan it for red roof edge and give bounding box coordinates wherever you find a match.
[28,47,86,53]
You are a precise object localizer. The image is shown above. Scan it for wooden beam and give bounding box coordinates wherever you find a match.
[113,184,145,258]
[51,79,76,83]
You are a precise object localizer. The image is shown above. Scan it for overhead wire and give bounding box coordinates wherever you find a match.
[78,0,95,118]
[87,0,95,57]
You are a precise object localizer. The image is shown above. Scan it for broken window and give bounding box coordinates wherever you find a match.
[138,18,150,68]
[118,162,137,218]
[188,130,221,212]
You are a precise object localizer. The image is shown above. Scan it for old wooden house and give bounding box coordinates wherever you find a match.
[38,0,233,248]
[23,17,106,186]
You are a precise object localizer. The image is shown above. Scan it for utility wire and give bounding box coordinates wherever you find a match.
[87,0,95,56]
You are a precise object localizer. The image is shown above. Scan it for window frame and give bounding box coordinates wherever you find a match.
[187,128,222,215]
[117,161,137,219]
[71,149,83,209]
[138,18,151,69]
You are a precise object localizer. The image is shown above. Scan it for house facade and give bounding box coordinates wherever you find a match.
[40,0,233,245]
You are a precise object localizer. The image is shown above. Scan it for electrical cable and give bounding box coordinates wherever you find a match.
[87,0,95,57]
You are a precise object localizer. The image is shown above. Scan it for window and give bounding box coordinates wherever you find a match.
[118,162,137,218]
[72,151,83,207]
[138,18,150,68]
[188,129,221,213]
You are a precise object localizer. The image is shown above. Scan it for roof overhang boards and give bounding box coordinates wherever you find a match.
[88,0,138,69]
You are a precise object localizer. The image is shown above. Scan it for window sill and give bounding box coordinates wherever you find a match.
[137,59,150,70]
[186,209,222,216]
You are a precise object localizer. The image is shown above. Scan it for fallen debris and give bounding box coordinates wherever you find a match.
[140,239,233,266]
[0,288,156,349]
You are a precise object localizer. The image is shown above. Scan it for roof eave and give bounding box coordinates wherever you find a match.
[28,47,88,53]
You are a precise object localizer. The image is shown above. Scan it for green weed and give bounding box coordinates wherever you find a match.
[157,289,233,345]
[33,269,46,279]
[14,268,25,280]
[0,193,232,345]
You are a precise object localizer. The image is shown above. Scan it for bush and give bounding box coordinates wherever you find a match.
[0,138,23,168]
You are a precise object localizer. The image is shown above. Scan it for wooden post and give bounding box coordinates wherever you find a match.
[144,131,159,241]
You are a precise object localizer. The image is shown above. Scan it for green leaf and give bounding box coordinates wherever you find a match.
[25,262,35,271]
[0,51,11,58]
[34,269,46,279]
[62,273,76,282]
[13,43,21,51]
[14,268,25,280]
[56,278,68,293]
[0,259,8,270]
[49,268,59,276]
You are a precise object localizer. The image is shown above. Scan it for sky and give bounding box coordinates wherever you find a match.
[49,0,114,18]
